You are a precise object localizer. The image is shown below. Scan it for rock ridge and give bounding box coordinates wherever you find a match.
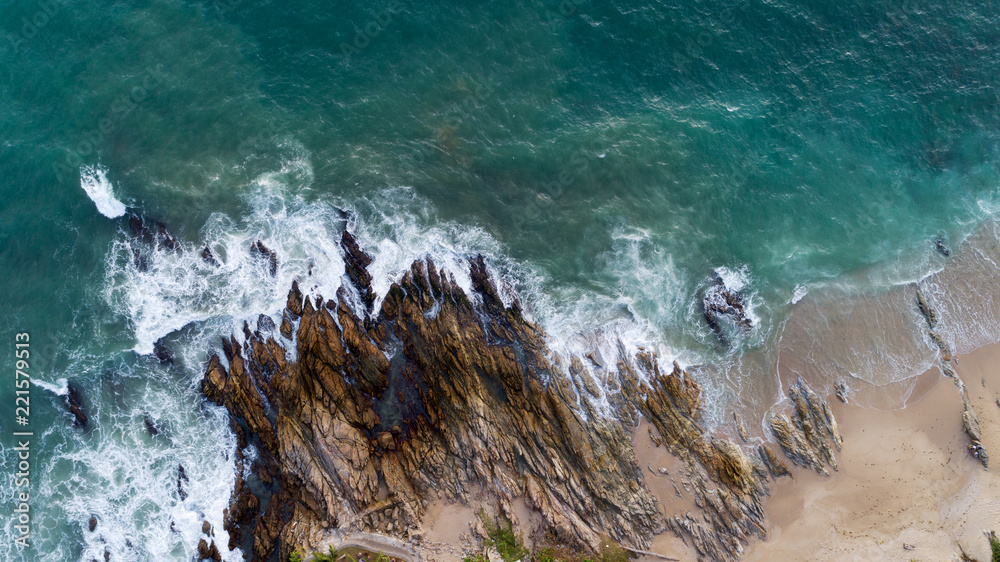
[201,233,822,561]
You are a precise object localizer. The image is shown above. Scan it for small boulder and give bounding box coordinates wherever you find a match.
[65,382,89,429]
[143,415,159,437]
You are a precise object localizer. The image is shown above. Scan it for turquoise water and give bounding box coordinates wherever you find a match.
[1,0,999,559]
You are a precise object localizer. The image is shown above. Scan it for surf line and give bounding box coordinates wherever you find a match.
[12,332,32,549]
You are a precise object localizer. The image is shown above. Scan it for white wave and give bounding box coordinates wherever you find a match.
[714,264,750,292]
[104,155,348,355]
[790,284,808,304]
[0,348,241,561]
[32,377,67,396]
[80,165,127,218]
[920,217,1000,354]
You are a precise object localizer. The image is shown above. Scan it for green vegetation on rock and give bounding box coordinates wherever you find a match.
[466,512,630,562]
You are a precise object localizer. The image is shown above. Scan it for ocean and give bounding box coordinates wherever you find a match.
[1,0,999,559]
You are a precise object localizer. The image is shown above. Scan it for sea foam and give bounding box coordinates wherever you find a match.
[80,165,128,218]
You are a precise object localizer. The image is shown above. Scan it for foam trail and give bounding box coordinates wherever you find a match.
[80,165,127,218]
[32,377,68,396]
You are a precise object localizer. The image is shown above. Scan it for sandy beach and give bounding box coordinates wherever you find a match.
[629,341,1000,562]
[740,340,1000,562]
[416,338,1000,562]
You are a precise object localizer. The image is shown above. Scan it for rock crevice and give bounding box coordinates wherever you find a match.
[202,234,811,561]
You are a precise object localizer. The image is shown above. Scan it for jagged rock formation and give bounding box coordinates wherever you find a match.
[249,240,278,277]
[769,378,842,476]
[703,274,753,343]
[202,233,796,561]
[915,286,988,469]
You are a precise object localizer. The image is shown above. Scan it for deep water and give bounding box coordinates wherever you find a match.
[1,0,999,559]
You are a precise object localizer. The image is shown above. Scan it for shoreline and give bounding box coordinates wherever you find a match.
[412,340,1000,562]
[741,340,1000,561]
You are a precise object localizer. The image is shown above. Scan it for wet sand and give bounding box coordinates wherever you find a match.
[742,342,1000,561]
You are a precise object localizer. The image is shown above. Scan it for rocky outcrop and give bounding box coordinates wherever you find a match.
[916,286,988,469]
[249,240,278,277]
[65,381,89,429]
[340,231,376,313]
[703,274,753,343]
[203,235,792,561]
[769,379,842,476]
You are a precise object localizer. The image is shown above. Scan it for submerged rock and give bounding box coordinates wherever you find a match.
[153,339,174,365]
[201,246,220,267]
[202,235,784,562]
[177,464,189,501]
[143,414,159,437]
[128,213,180,252]
[65,381,89,429]
[935,237,950,257]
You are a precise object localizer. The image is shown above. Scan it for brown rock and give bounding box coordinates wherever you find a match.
[202,236,783,562]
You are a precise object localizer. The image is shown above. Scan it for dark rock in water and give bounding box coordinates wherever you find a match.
[128,213,180,252]
[65,382,89,429]
[250,240,278,277]
[104,547,110,562]
[202,231,780,562]
[153,339,174,365]
[89,516,98,532]
[935,237,950,257]
[703,273,753,343]
[340,230,376,313]
[200,246,220,267]
[197,538,222,562]
[132,248,149,272]
[170,521,179,533]
[143,414,159,437]
[177,464,189,501]
[202,520,212,536]
[255,314,275,336]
